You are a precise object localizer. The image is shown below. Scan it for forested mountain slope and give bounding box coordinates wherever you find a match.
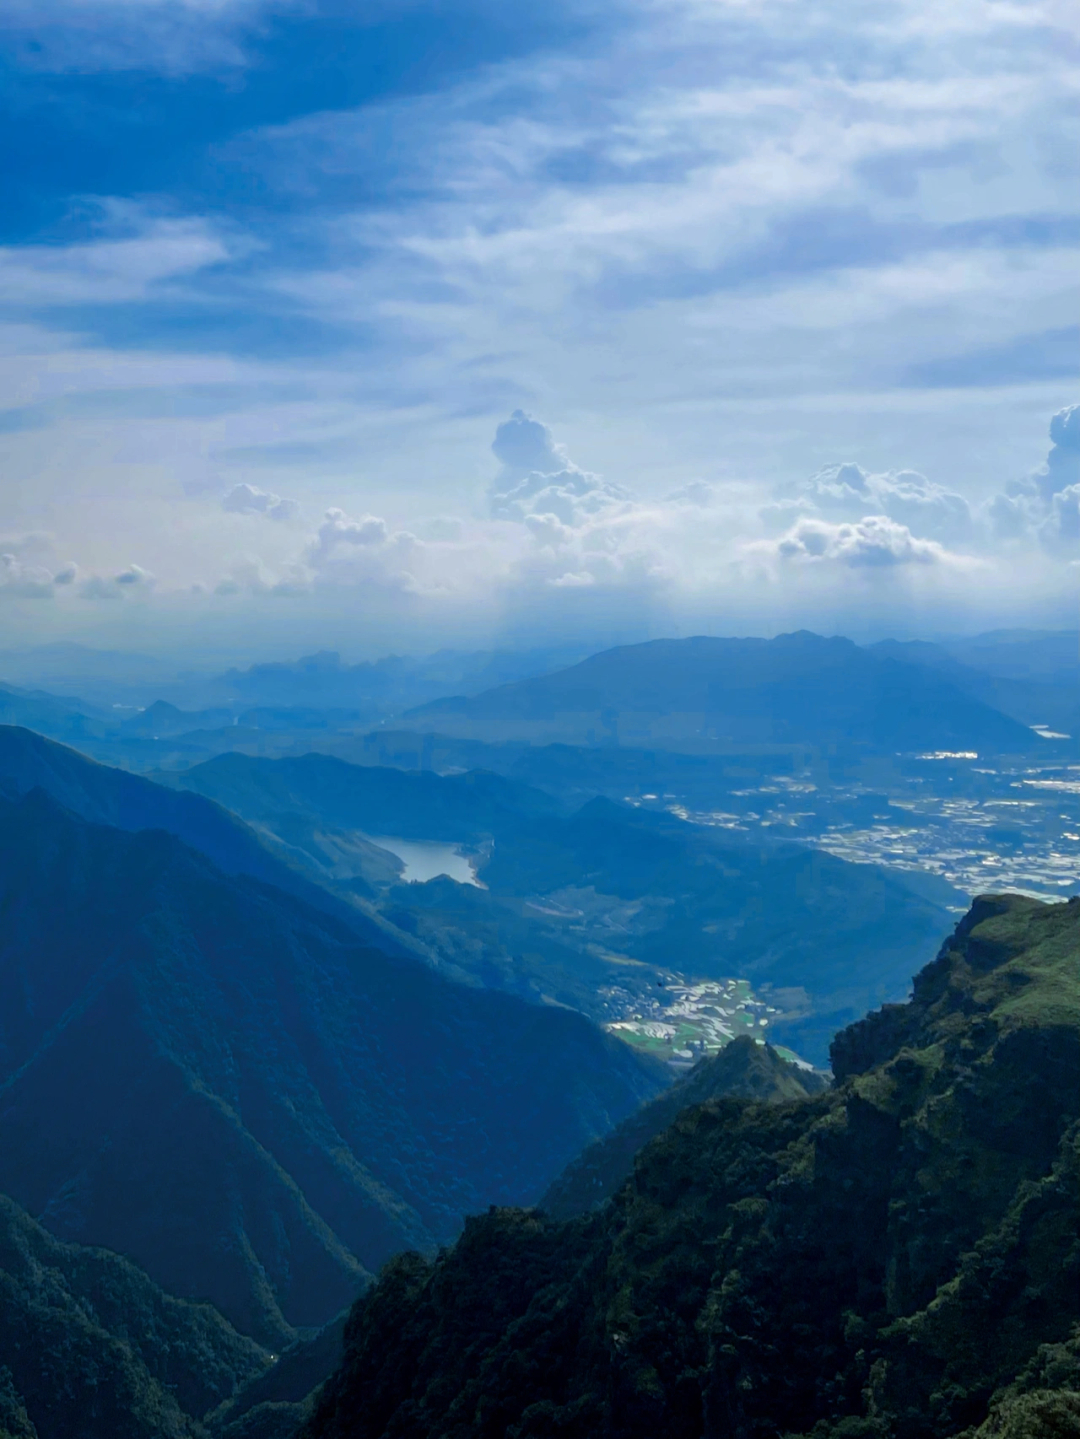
[304,893,1080,1439]
[161,752,562,840]
[0,1191,268,1439]
[540,1036,827,1219]
[0,788,664,1347]
[0,727,399,947]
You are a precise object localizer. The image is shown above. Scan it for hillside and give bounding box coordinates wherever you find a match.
[0,727,403,947]
[870,637,1079,735]
[0,1190,268,1439]
[303,893,1080,1439]
[540,1036,827,1219]
[160,751,561,841]
[159,748,955,1064]
[0,788,665,1347]
[401,631,1035,751]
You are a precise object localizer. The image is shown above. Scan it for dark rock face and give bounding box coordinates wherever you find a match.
[303,893,1080,1439]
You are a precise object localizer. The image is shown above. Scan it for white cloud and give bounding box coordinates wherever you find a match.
[1039,485,1080,555]
[977,402,1080,551]
[488,410,630,525]
[0,534,79,600]
[0,0,286,75]
[222,483,300,522]
[80,563,155,600]
[0,554,60,600]
[776,462,974,543]
[310,508,393,563]
[0,0,1077,648]
[0,215,233,307]
[766,513,952,568]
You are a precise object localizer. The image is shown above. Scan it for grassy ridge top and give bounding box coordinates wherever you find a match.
[302,893,1080,1439]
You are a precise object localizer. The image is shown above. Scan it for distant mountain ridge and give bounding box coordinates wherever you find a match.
[159,751,562,842]
[871,635,1079,734]
[0,784,665,1346]
[401,631,1037,751]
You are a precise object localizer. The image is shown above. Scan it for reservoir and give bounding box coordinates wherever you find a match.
[367,835,480,886]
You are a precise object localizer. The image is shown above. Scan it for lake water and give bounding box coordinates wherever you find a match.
[367,835,480,886]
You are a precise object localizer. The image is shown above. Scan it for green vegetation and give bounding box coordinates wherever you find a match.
[302,894,1080,1438]
[0,1192,268,1439]
[540,1035,827,1219]
[164,750,955,1064]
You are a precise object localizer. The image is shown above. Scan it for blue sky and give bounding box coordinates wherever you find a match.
[0,0,1077,658]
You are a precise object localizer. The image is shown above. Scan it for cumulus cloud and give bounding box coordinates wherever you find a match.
[1,554,60,600]
[222,483,300,522]
[301,507,432,596]
[5,405,1076,645]
[491,409,566,476]
[309,508,393,564]
[1043,404,1080,497]
[765,514,951,569]
[982,403,1080,549]
[80,564,155,600]
[0,534,79,600]
[1039,485,1080,555]
[774,462,973,544]
[488,410,630,527]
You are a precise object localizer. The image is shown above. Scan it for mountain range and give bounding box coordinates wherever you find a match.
[301,892,1080,1439]
[0,774,664,1346]
[160,750,958,1062]
[2,630,1075,785]
[402,631,1040,751]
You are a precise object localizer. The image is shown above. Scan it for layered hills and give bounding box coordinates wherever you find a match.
[0,785,664,1347]
[0,726,400,947]
[164,752,955,1062]
[403,631,1036,751]
[303,893,1080,1439]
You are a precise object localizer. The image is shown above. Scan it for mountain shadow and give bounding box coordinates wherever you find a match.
[0,788,665,1347]
[159,752,562,843]
[302,892,1080,1439]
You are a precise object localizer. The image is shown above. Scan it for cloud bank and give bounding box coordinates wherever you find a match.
[11,403,1067,655]
[0,0,1076,652]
